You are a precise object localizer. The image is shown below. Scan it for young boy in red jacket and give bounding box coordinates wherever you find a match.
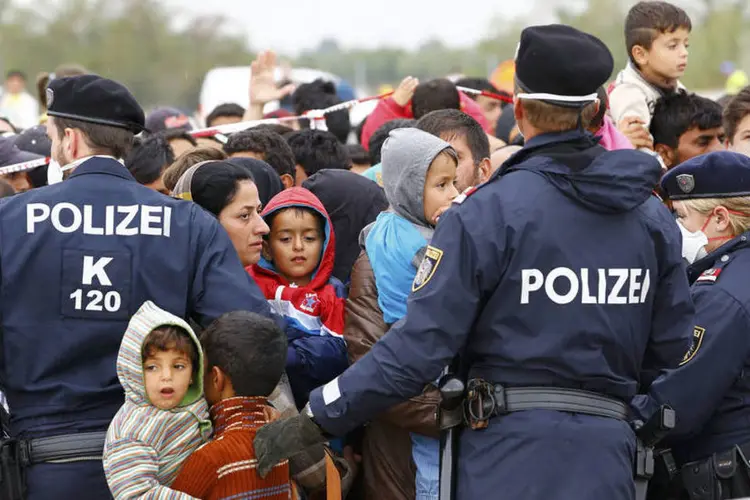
[249,187,348,409]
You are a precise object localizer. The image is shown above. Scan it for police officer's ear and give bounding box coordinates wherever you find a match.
[477,157,492,185]
[713,206,733,233]
[654,143,676,169]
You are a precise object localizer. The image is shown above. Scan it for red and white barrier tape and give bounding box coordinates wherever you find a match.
[0,88,513,177]
[190,91,395,139]
[456,86,514,104]
[0,157,50,176]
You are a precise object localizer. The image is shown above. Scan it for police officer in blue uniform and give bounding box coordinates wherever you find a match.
[632,151,750,499]
[253,25,695,500]
[0,75,271,499]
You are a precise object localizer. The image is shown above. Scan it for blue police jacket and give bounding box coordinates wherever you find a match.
[632,231,750,464]
[308,131,695,437]
[0,157,271,437]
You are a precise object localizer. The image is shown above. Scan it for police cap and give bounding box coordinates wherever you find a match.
[661,151,750,200]
[46,75,145,133]
[515,24,614,107]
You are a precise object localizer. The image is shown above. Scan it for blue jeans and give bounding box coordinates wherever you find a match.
[411,433,439,500]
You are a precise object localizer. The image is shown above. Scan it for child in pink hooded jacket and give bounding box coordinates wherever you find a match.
[592,86,634,151]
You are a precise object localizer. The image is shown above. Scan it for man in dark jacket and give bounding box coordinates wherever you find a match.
[0,75,271,499]
[255,25,695,500]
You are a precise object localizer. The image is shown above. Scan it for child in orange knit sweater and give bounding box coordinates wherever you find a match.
[171,311,296,499]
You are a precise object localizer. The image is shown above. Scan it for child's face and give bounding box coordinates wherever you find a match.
[266,209,323,286]
[143,347,193,410]
[636,28,690,81]
[423,153,459,226]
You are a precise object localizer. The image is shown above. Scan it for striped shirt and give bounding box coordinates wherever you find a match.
[171,396,296,500]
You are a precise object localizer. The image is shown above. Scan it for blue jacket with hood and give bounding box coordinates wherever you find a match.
[308,130,695,500]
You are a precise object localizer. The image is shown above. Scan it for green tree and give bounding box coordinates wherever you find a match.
[0,0,253,109]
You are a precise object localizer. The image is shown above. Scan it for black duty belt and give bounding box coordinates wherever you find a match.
[21,431,106,465]
[465,380,629,430]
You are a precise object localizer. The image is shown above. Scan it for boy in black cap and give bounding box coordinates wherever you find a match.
[254,24,694,500]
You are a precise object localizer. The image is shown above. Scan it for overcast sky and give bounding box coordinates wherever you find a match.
[160,0,536,55]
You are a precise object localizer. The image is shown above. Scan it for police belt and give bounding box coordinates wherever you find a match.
[21,431,106,465]
[464,380,629,428]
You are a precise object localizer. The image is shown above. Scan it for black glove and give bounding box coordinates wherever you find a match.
[254,413,327,478]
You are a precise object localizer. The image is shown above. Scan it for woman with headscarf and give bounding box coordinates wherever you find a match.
[173,160,268,267]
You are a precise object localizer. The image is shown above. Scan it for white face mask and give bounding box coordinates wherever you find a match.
[46,159,63,185]
[677,219,708,264]
[47,156,110,185]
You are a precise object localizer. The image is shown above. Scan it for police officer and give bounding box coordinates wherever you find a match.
[0,75,271,499]
[253,25,695,500]
[632,151,750,499]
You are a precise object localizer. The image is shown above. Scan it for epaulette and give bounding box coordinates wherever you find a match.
[695,267,722,284]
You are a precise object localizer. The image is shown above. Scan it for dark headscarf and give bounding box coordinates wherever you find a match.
[228,157,284,207]
[303,169,389,282]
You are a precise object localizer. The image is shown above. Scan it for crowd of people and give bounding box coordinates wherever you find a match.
[2,1,750,499]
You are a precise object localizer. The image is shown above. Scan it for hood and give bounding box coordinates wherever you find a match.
[381,128,456,227]
[595,116,634,151]
[253,187,335,289]
[504,134,661,213]
[228,157,284,207]
[302,169,388,282]
[117,301,204,408]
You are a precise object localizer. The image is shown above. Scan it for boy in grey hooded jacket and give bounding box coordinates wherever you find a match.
[362,127,459,499]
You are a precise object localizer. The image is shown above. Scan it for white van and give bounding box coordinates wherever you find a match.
[198,66,344,124]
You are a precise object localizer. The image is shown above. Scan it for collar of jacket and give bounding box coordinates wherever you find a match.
[687,230,750,283]
[490,129,599,182]
[210,396,272,435]
[67,155,134,182]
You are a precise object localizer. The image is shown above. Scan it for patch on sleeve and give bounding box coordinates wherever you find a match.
[322,377,341,405]
[679,326,706,366]
[412,245,444,292]
[696,268,722,284]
